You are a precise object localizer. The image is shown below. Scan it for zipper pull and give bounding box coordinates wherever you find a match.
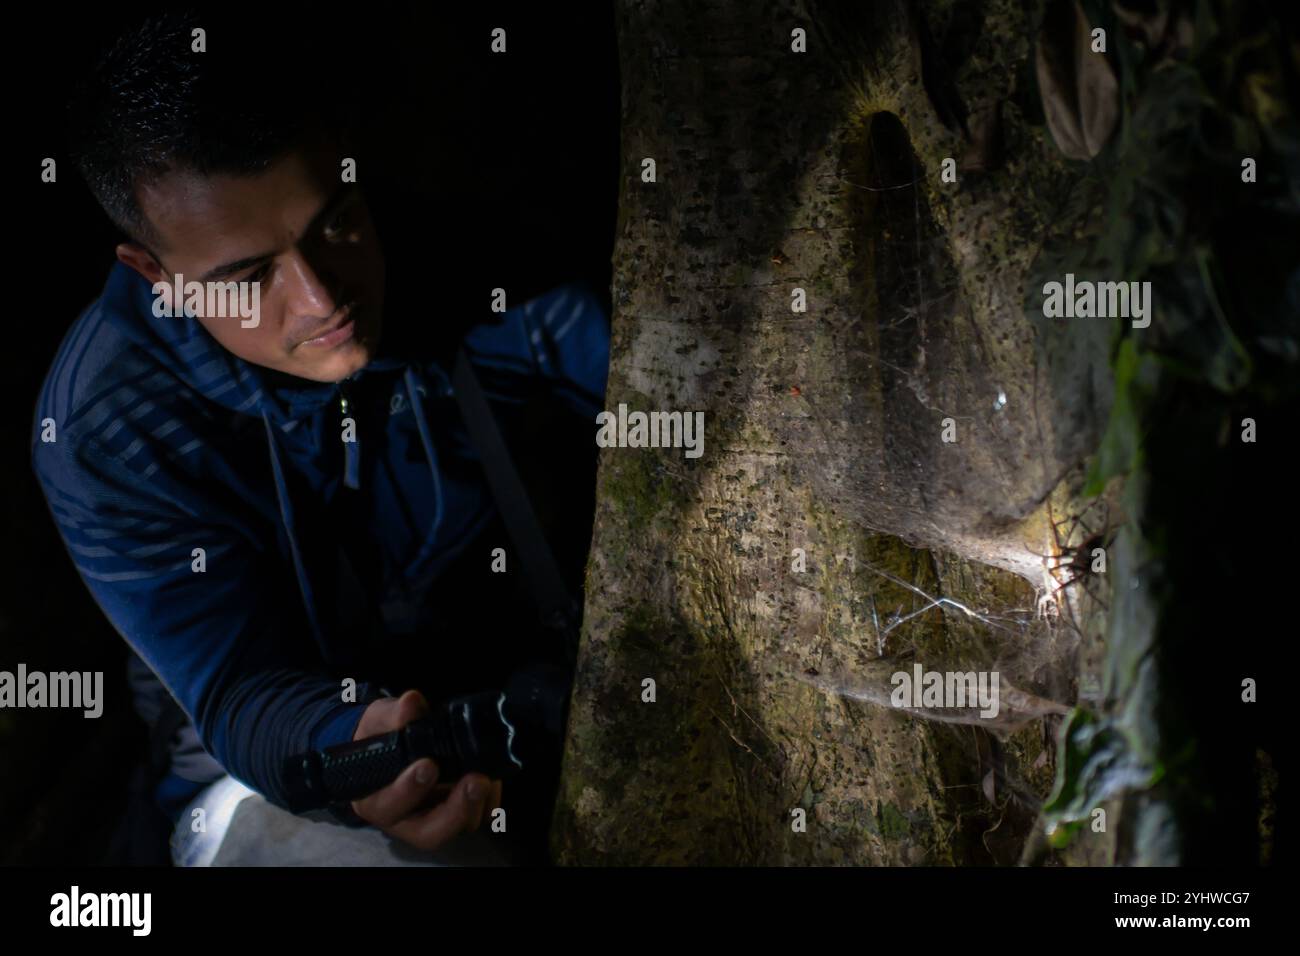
[339,381,360,490]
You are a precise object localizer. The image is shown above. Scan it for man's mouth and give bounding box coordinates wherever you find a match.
[294,306,360,350]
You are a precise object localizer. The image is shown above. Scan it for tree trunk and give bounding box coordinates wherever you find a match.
[554,0,1290,865]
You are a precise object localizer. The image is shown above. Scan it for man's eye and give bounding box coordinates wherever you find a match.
[246,263,272,284]
[324,212,348,239]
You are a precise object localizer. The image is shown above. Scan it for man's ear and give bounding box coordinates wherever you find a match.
[116,242,177,314]
[116,242,167,285]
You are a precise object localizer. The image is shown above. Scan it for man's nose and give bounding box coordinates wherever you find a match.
[281,249,344,319]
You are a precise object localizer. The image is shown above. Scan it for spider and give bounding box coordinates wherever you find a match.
[1033,496,1113,628]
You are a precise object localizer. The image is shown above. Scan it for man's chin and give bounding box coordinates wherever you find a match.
[291,341,374,384]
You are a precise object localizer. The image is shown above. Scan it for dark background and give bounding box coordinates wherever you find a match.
[1,2,620,864]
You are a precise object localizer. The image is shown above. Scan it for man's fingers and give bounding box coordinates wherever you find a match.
[350,757,440,829]
[463,774,492,831]
[408,782,455,814]
[387,774,491,851]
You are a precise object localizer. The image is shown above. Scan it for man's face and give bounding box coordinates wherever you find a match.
[119,141,386,383]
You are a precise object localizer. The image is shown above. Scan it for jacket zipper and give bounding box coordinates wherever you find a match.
[339,380,361,490]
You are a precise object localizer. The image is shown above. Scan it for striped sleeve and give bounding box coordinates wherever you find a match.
[464,279,611,417]
[31,412,372,811]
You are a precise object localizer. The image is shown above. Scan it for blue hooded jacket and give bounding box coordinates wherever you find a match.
[31,261,609,816]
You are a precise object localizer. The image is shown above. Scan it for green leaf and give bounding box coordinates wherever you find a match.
[1082,335,1141,495]
[1042,707,1162,848]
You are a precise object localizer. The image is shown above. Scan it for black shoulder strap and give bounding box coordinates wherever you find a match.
[450,349,579,662]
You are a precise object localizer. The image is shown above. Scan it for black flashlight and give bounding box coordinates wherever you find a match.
[282,661,569,815]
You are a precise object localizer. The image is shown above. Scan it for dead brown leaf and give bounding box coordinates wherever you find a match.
[1036,0,1120,159]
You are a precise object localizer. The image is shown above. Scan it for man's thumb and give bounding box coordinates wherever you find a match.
[355,688,430,739]
[394,688,430,724]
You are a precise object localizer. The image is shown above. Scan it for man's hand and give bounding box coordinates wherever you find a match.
[348,689,504,851]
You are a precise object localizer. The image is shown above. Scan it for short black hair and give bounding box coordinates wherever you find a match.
[67,5,358,249]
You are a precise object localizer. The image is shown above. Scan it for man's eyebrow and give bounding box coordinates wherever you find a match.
[198,253,276,283]
[196,186,360,283]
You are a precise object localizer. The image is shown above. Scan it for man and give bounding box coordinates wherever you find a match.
[32,10,609,864]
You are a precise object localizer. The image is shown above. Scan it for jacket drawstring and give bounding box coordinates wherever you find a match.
[263,411,325,645]
[404,366,445,560]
